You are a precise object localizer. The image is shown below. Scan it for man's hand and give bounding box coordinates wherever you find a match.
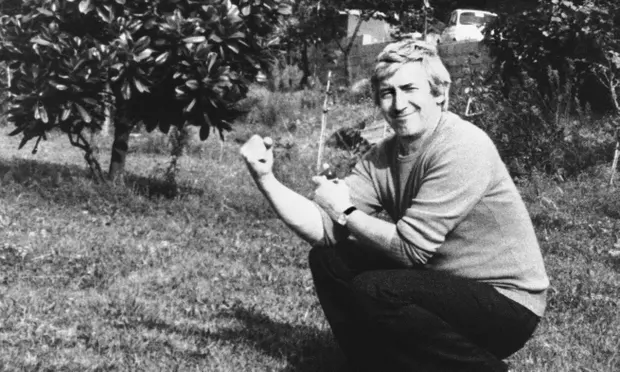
[312,176,353,222]
[240,135,274,183]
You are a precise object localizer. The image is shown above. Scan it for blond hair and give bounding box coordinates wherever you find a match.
[371,39,452,111]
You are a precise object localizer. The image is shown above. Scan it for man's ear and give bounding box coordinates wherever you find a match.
[436,86,451,105]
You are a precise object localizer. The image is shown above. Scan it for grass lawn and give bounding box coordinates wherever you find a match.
[0,97,619,371]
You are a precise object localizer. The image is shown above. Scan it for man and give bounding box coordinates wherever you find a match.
[240,40,549,372]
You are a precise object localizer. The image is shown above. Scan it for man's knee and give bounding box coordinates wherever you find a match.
[351,270,390,300]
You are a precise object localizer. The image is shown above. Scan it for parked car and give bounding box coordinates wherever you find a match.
[439,9,497,44]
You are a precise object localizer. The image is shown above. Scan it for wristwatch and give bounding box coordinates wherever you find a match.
[336,206,358,226]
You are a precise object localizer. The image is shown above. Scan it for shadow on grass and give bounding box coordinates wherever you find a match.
[213,306,344,372]
[0,157,88,187]
[124,172,205,199]
[0,157,204,201]
[132,305,344,372]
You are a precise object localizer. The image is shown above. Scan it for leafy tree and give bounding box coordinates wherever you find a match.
[0,0,292,182]
[486,0,619,112]
[281,0,345,88]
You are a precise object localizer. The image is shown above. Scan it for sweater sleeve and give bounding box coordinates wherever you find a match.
[313,145,386,248]
[391,129,497,264]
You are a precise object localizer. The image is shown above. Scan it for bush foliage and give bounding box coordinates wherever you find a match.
[0,0,293,180]
[487,0,620,113]
[449,67,617,178]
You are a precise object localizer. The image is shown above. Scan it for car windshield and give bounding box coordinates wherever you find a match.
[459,11,496,26]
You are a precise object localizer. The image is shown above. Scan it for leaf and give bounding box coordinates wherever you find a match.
[134,48,153,62]
[134,35,151,51]
[266,36,281,47]
[31,36,53,46]
[155,52,170,65]
[278,4,293,15]
[96,6,111,22]
[610,51,620,69]
[159,120,171,133]
[115,0,126,4]
[8,126,24,136]
[207,52,217,72]
[183,36,206,44]
[183,99,196,114]
[83,98,98,106]
[220,120,232,132]
[199,119,210,140]
[37,7,54,16]
[79,0,94,14]
[185,80,199,90]
[74,103,92,123]
[49,81,68,90]
[19,136,29,150]
[144,17,157,29]
[61,106,72,121]
[128,20,143,33]
[209,97,219,108]
[121,81,131,100]
[133,78,149,93]
[229,31,245,39]
[143,117,158,132]
[227,41,240,54]
[209,34,223,43]
[39,104,49,123]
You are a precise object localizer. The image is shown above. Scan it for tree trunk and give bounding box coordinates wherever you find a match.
[102,83,113,137]
[266,60,279,92]
[108,116,131,182]
[299,40,311,89]
[342,54,351,87]
[337,11,374,87]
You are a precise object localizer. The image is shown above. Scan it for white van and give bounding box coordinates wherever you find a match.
[439,9,498,44]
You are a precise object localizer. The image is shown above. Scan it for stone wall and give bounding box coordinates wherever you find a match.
[333,39,493,85]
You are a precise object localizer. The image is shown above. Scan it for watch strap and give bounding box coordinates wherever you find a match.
[343,206,357,216]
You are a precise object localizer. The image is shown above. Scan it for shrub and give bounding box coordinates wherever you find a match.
[451,68,616,178]
[486,0,620,113]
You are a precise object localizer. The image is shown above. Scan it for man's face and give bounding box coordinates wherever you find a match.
[377,62,444,138]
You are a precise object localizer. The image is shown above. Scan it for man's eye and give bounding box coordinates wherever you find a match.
[403,86,417,92]
[380,91,393,98]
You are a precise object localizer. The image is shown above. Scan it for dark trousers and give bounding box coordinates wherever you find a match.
[308,242,540,372]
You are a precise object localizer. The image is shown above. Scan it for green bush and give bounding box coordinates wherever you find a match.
[486,0,620,113]
[451,68,616,178]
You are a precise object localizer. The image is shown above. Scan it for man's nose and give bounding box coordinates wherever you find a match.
[393,91,407,112]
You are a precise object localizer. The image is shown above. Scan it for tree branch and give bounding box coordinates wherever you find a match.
[67,132,107,184]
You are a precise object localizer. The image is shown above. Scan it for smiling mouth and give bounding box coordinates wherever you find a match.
[391,113,413,120]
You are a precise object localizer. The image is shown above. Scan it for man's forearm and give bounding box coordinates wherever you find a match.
[346,210,432,266]
[346,210,394,252]
[256,173,325,244]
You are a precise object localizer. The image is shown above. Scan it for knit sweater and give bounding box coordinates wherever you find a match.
[316,112,549,316]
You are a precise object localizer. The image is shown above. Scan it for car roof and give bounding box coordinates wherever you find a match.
[453,9,498,16]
